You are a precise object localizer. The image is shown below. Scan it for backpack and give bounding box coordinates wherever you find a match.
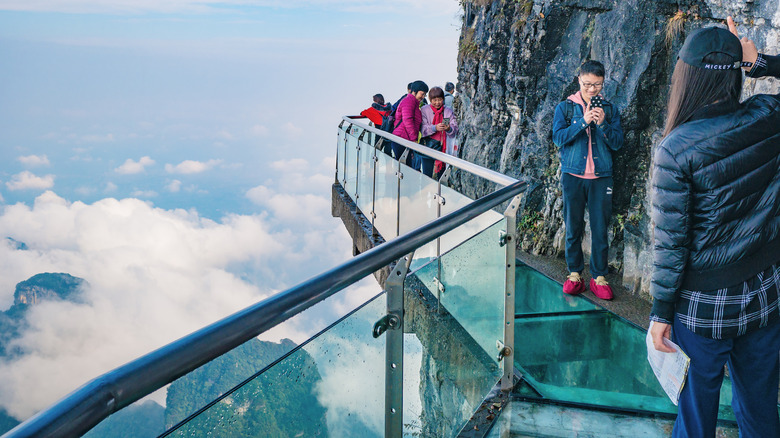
[562,99,613,125]
[379,109,396,133]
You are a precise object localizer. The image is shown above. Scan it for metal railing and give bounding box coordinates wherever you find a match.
[2,178,527,438]
[335,116,525,436]
[341,116,517,187]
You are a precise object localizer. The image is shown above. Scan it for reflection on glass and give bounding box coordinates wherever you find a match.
[438,182,503,256]
[403,274,500,438]
[412,219,506,361]
[343,127,361,194]
[336,125,348,184]
[355,138,375,218]
[164,294,387,437]
[515,264,600,315]
[372,149,398,236]
[514,312,736,420]
[397,160,437,265]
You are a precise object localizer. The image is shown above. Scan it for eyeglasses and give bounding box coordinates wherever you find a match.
[580,81,603,89]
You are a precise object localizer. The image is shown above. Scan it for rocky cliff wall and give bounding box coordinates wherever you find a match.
[454,0,780,299]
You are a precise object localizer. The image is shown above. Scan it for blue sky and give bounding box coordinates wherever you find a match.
[0,0,462,421]
[0,0,460,215]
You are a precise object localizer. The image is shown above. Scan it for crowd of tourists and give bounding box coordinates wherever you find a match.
[360,81,458,179]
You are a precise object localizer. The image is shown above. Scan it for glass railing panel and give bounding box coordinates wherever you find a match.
[412,218,507,360]
[438,182,503,256]
[402,272,501,438]
[373,147,399,237]
[336,124,348,184]
[514,263,600,316]
[398,159,438,269]
[342,125,362,195]
[162,292,387,437]
[355,137,375,218]
[514,312,736,420]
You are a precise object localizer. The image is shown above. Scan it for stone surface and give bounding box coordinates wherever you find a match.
[454,0,780,299]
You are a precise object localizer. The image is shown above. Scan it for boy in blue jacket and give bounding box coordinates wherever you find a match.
[552,60,624,299]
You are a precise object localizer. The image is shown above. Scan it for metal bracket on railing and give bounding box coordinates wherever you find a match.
[338,120,345,129]
[372,314,401,338]
[433,276,445,294]
[498,230,511,247]
[438,166,452,185]
[399,149,410,164]
[496,340,512,363]
[375,137,385,151]
[395,170,404,180]
[358,129,368,142]
[432,193,446,206]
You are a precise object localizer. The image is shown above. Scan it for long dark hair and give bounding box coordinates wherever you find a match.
[664,52,742,136]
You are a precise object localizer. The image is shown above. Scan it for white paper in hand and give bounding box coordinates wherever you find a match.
[645,321,690,406]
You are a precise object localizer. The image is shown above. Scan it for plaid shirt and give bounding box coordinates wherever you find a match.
[651,263,780,339]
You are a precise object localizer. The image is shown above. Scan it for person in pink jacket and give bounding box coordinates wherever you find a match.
[420,86,458,178]
[391,80,428,165]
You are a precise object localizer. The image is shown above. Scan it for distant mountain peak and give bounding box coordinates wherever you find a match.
[12,273,87,310]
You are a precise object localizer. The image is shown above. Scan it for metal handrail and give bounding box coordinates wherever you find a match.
[342,116,518,187]
[3,179,527,438]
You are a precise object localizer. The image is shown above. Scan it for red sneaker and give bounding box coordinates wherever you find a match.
[563,272,585,295]
[590,276,614,300]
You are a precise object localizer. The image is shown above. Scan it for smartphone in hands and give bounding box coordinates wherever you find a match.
[590,95,603,109]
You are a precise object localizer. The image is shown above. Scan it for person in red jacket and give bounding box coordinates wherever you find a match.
[360,94,392,127]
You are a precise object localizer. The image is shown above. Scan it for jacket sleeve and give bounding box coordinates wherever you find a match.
[552,102,587,147]
[596,105,623,151]
[444,107,459,137]
[401,98,421,140]
[650,142,691,321]
[421,106,436,137]
[747,53,780,80]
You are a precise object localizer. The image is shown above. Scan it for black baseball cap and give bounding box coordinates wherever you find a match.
[678,26,742,70]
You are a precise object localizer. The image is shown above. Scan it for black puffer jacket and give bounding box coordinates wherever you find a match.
[650,94,780,320]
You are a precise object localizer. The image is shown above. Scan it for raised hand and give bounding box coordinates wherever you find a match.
[727,16,758,71]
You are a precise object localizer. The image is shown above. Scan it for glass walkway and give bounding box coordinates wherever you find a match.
[1,117,753,437]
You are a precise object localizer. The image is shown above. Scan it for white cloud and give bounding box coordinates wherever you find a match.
[0,190,354,420]
[81,133,114,143]
[104,182,118,193]
[215,130,233,140]
[280,122,303,137]
[166,180,182,193]
[270,158,309,173]
[129,189,158,198]
[165,159,222,174]
[75,186,97,196]
[17,155,50,167]
[115,156,155,175]
[6,171,55,191]
[250,124,269,137]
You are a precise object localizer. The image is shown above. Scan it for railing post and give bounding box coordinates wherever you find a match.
[371,137,379,232]
[335,121,344,181]
[385,252,413,438]
[355,130,365,201]
[434,166,452,314]
[501,195,522,391]
[396,150,410,238]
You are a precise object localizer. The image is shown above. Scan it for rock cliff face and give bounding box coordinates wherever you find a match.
[454,0,780,299]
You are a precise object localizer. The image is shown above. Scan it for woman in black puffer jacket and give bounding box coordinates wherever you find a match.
[649,18,780,438]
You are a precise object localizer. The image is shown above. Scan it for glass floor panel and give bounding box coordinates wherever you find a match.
[514,312,736,420]
[515,263,600,316]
